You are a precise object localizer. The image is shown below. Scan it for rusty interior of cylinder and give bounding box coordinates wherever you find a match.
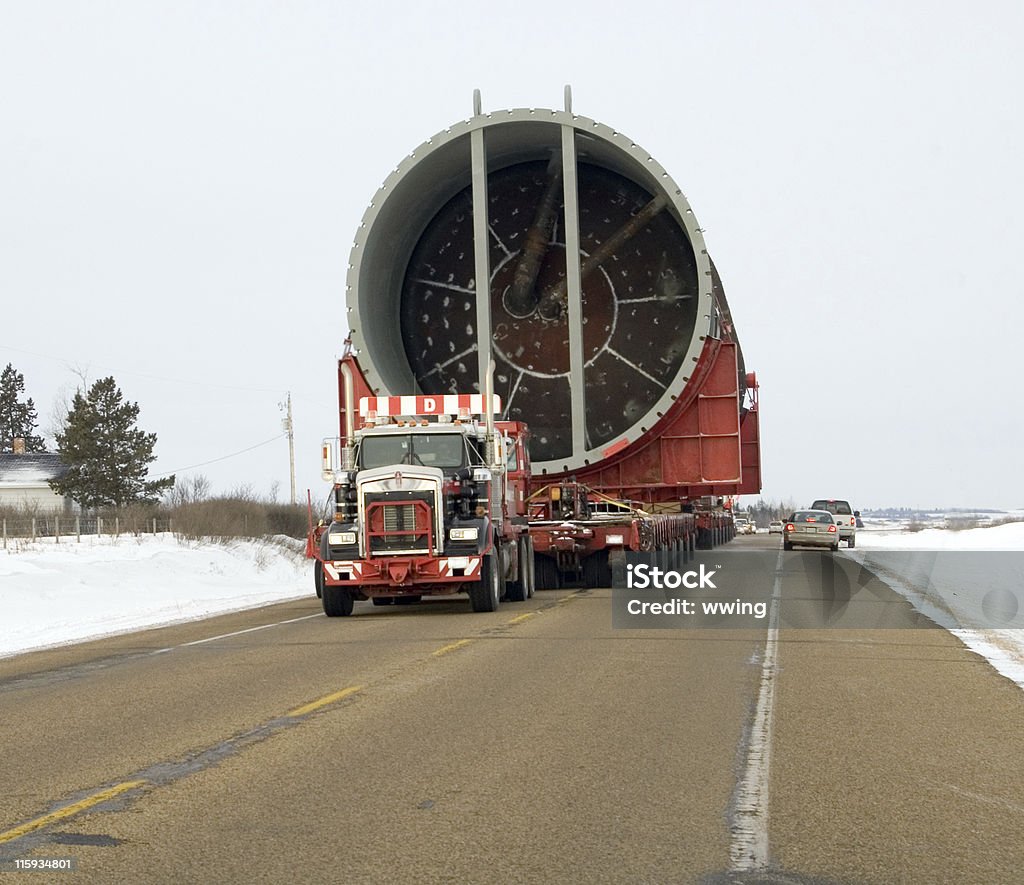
[399,160,700,464]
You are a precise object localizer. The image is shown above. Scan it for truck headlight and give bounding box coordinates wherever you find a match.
[450,527,479,542]
[329,531,357,546]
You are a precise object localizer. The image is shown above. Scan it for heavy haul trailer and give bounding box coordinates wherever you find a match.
[525,482,736,590]
[312,89,761,609]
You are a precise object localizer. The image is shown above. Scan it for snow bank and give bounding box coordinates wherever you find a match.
[858,521,1024,551]
[854,522,1024,690]
[0,534,311,659]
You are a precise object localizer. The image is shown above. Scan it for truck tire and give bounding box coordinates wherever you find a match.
[534,553,561,591]
[468,551,501,612]
[322,584,354,617]
[524,536,536,598]
[314,561,324,599]
[657,544,672,573]
[506,536,532,602]
[609,548,626,586]
[583,549,612,588]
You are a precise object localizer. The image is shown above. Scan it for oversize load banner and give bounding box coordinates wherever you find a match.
[610,551,1024,629]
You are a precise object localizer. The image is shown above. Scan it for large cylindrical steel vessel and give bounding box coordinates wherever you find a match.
[346,96,745,479]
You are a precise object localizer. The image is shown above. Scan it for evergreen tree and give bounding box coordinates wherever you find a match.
[0,363,47,452]
[51,376,174,509]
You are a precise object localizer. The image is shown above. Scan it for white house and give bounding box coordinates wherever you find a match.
[0,439,73,512]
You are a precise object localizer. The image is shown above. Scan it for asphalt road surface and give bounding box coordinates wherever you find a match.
[2,534,1023,883]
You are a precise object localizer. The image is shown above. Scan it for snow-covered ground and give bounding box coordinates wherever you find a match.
[0,534,310,659]
[855,522,1024,690]
[858,521,1024,550]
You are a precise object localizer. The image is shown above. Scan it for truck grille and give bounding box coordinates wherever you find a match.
[363,491,436,555]
[383,504,417,533]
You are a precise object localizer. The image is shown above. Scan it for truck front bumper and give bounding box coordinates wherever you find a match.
[323,555,482,588]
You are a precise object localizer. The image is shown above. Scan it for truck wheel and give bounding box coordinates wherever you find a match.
[322,584,354,617]
[670,538,684,569]
[506,536,532,602]
[658,544,672,573]
[583,549,612,588]
[314,561,324,599]
[469,551,501,612]
[609,549,626,586]
[534,553,561,591]
[524,537,536,598]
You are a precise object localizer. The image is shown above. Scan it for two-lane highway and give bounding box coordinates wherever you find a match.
[2,536,1023,883]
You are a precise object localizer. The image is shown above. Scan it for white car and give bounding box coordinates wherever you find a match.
[783,510,840,552]
[768,520,784,534]
[733,517,755,535]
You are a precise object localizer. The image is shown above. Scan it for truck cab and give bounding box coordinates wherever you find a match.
[313,384,534,616]
[325,420,501,563]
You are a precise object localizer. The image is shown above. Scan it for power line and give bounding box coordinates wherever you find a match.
[155,434,287,479]
[0,343,313,399]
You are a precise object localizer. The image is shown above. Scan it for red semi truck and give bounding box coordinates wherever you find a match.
[312,352,537,614]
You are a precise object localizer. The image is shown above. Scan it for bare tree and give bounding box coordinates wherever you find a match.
[47,364,91,444]
[166,474,212,507]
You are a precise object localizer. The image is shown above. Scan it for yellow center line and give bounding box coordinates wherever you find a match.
[0,780,147,845]
[287,685,364,718]
[507,612,537,625]
[432,639,473,657]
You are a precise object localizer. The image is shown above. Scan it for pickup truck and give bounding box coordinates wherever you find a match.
[810,498,859,548]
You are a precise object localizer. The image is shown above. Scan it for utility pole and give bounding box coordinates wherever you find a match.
[281,392,296,505]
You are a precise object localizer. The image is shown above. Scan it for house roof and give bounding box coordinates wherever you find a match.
[0,453,68,486]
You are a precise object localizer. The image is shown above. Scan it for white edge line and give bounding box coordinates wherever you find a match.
[152,613,323,655]
[729,547,783,872]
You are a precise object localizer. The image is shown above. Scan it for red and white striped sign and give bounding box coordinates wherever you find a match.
[359,394,502,417]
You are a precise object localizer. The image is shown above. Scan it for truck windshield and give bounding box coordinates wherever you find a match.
[359,433,467,470]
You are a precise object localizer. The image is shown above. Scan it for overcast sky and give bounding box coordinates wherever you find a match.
[2,1,1021,510]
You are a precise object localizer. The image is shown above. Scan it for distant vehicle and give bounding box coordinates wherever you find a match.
[783,510,840,551]
[768,520,784,534]
[810,499,858,548]
[733,516,755,535]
